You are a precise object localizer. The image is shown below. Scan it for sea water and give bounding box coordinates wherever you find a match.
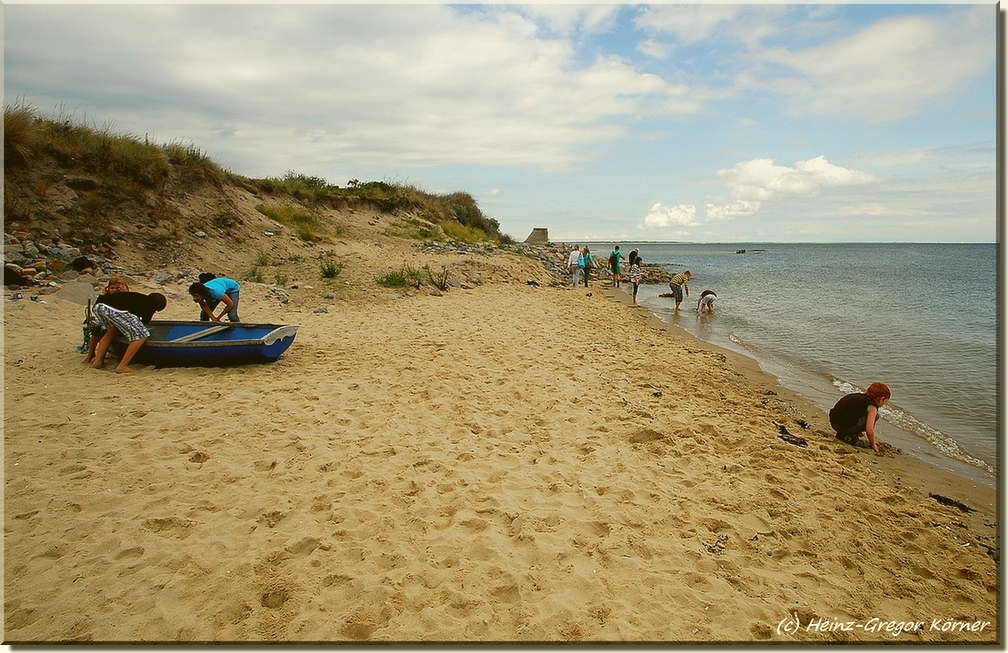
[591,242,997,487]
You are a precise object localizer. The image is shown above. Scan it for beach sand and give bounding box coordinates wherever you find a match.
[3,271,998,642]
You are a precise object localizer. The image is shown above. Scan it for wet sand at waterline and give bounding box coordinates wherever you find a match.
[4,277,997,642]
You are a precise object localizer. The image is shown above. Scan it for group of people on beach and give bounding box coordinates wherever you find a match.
[82,271,242,373]
[598,245,713,313]
[578,243,891,454]
[565,245,597,288]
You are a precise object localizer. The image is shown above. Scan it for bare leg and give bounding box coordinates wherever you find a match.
[91,328,119,369]
[115,337,148,373]
[83,334,100,365]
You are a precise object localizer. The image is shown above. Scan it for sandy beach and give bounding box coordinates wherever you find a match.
[3,265,999,643]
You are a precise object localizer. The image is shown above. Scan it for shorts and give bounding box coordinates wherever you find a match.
[831,415,867,441]
[699,294,715,309]
[94,303,150,342]
[670,284,683,302]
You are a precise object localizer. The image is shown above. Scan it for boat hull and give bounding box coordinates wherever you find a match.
[110,320,299,367]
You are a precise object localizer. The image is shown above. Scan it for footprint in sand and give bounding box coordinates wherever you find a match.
[114,546,145,561]
[142,517,196,539]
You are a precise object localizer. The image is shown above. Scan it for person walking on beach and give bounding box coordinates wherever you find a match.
[669,270,691,311]
[189,276,241,322]
[582,247,594,287]
[609,246,624,287]
[697,289,717,314]
[629,255,642,306]
[829,382,891,454]
[567,246,583,288]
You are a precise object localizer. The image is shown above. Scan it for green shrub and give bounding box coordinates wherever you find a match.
[255,202,323,241]
[382,218,440,241]
[212,211,239,228]
[441,220,487,244]
[274,272,288,286]
[377,264,423,289]
[256,250,270,266]
[320,258,343,279]
[425,264,451,291]
[245,266,264,284]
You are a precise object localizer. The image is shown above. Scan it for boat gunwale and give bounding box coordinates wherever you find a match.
[144,320,299,349]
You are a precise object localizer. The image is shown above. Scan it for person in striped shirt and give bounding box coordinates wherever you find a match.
[669,270,691,311]
[629,255,642,306]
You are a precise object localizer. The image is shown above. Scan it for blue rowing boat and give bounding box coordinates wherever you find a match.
[110,320,299,366]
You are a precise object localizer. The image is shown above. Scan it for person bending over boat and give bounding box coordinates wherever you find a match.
[829,382,891,454]
[82,277,130,364]
[88,292,168,373]
[83,287,164,365]
[189,277,241,322]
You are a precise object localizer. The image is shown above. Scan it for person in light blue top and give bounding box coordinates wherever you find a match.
[188,276,241,322]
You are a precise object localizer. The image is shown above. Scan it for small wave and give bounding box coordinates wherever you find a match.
[832,380,995,475]
[726,332,761,359]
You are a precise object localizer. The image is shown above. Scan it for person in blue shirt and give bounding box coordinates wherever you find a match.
[188,276,241,322]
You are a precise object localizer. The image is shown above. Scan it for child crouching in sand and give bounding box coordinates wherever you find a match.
[829,382,891,454]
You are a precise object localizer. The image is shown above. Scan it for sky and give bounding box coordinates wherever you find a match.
[3,3,999,243]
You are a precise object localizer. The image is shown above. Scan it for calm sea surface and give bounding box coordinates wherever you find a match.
[590,243,997,486]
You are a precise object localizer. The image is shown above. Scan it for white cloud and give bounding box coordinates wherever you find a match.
[5,5,696,176]
[642,202,698,229]
[704,200,762,222]
[704,155,874,220]
[637,39,671,60]
[634,5,747,46]
[718,156,873,201]
[516,5,620,38]
[827,203,929,218]
[760,8,993,122]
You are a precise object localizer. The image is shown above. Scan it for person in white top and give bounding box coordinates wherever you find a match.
[567,246,582,288]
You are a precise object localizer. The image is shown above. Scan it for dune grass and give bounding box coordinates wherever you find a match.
[256,202,325,242]
[4,101,513,244]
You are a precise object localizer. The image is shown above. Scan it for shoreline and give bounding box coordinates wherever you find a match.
[607,279,997,492]
[584,242,997,483]
[598,282,997,523]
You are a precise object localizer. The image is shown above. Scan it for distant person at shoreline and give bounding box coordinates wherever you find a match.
[609,246,624,287]
[189,276,241,322]
[829,382,891,454]
[567,246,583,288]
[88,291,168,373]
[582,247,594,287]
[697,289,716,314]
[669,270,691,311]
[629,254,642,306]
